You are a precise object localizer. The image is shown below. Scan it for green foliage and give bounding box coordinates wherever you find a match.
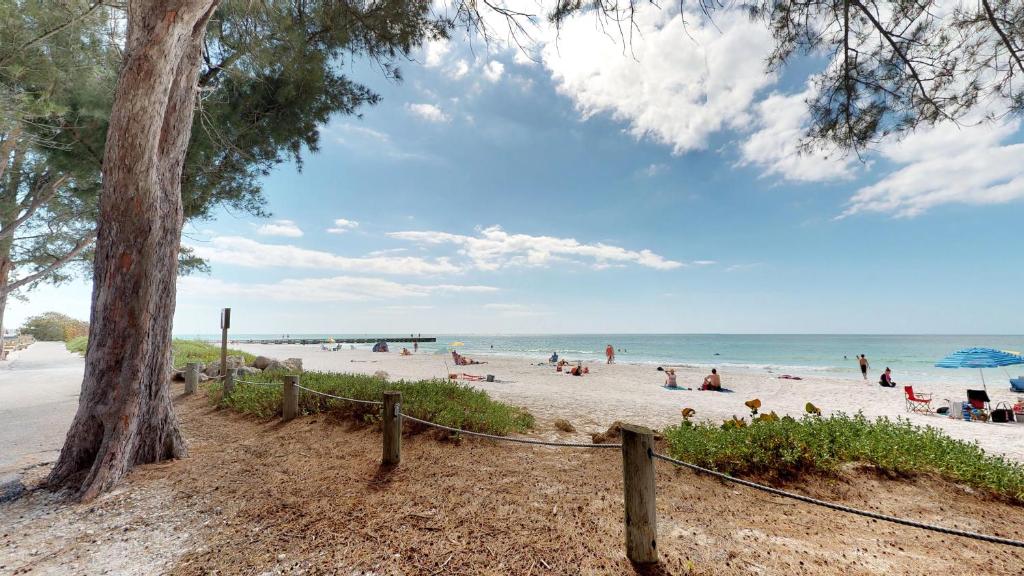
[664,412,1024,503]
[64,337,253,367]
[65,335,88,354]
[169,339,254,369]
[20,312,87,341]
[208,371,534,436]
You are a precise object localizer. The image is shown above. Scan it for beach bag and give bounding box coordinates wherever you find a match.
[991,402,1015,423]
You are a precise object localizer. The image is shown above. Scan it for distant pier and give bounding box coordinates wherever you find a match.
[228,337,436,345]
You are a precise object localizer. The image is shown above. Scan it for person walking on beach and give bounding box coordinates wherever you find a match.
[606,344,615,364]
[858,354,869,380]
[413,341,418,353]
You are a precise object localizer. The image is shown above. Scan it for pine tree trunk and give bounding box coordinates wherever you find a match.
[47,0,219,501]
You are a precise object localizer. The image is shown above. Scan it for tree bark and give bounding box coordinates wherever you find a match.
[47,0,219,501]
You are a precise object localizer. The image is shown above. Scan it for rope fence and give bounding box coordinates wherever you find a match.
[295,383,384,406]
[235,378,283,388]
[651,452,1024,548]
[401,413,621,449]
[193,362,1024,561]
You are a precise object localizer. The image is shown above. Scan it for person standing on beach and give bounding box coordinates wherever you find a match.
[859,354,869,380]
[606,344,615,364]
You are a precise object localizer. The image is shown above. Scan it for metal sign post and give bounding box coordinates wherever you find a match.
[220,308,231,378]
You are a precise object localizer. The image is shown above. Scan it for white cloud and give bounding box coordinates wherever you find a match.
[387,225,683,270]
[423,39,451,67]
[179,276,496,303]
[482,60,505,82]
[841,119,1024,218]
[740,88,857,182]
[448,59,470,80]
[482,302,546,317]
[641,163,669,177]
[692,260,717,266]
[367,248,408,257]
[326,218,359,234]
[540,6,776,154]
[256,219,303,238]
[405,102,450,123]
[186,236,460,276]
[328,122,429,161]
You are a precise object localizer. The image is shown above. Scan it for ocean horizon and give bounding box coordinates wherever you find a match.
[181,333,1024,386]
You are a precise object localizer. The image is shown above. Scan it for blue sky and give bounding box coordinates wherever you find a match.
[15,5,1024,334]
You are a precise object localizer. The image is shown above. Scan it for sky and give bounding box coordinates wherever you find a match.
[11,4,1024,335]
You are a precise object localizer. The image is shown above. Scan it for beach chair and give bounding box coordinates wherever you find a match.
[903,386,932,414]
[967,389,991,420]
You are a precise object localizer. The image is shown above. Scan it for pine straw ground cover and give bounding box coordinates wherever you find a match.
[4,386,1024,575]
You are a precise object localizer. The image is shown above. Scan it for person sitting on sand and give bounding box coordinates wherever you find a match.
[701,368,721,391]
[452,350,484,366]
[400,347,411,356]
[570,362,584,376]
[665,368,678,388]
[879,367,896,387]
[550,351,559,363]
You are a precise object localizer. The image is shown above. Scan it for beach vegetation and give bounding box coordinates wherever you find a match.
[208,371,534,436]
[169,339,254,369]
[66,335,88,354]
[21,312,88,342]
[664,412,1024,503]
[64,336,253,369]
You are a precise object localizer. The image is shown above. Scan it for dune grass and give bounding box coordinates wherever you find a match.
[207,370,534,436]
[664,412,1024,503]
[170,339,255,369]
[65,337,254,369]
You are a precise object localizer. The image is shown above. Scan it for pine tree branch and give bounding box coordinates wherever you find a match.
[4,229,96,294]
[0,176,67,242]
[981,0,1024,76]
[0,126,23,185]
[2,2,109,66]
[849,0,947,119]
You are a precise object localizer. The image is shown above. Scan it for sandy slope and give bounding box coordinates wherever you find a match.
[236,344,1024,461]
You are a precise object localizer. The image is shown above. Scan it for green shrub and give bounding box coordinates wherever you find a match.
[63,337,253,368]
[663,412,1024,503]
[65,335,88,354]
[170,339,254,369]
[21,312,88,341]
[207,371,534,436]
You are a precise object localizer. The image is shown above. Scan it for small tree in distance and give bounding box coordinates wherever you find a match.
[19,311,88,342]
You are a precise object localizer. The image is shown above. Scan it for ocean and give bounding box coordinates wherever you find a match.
[183,333,1024,386]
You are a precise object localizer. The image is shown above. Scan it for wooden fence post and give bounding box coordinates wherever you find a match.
[621,423,658,564]
[223,368,235,400]
[184,362,199,395]
[282,375,298,422]
[382,391,402,465]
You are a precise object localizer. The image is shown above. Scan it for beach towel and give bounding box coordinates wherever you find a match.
[661,385,692,391]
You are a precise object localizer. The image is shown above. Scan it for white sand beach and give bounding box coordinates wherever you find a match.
[234,344,1024,462]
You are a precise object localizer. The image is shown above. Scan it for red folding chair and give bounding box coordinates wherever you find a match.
[904,386,932,414]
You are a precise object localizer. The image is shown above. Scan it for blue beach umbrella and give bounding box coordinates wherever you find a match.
[935,347,1024,392]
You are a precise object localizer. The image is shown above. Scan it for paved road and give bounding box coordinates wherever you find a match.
[0,342,84,474]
